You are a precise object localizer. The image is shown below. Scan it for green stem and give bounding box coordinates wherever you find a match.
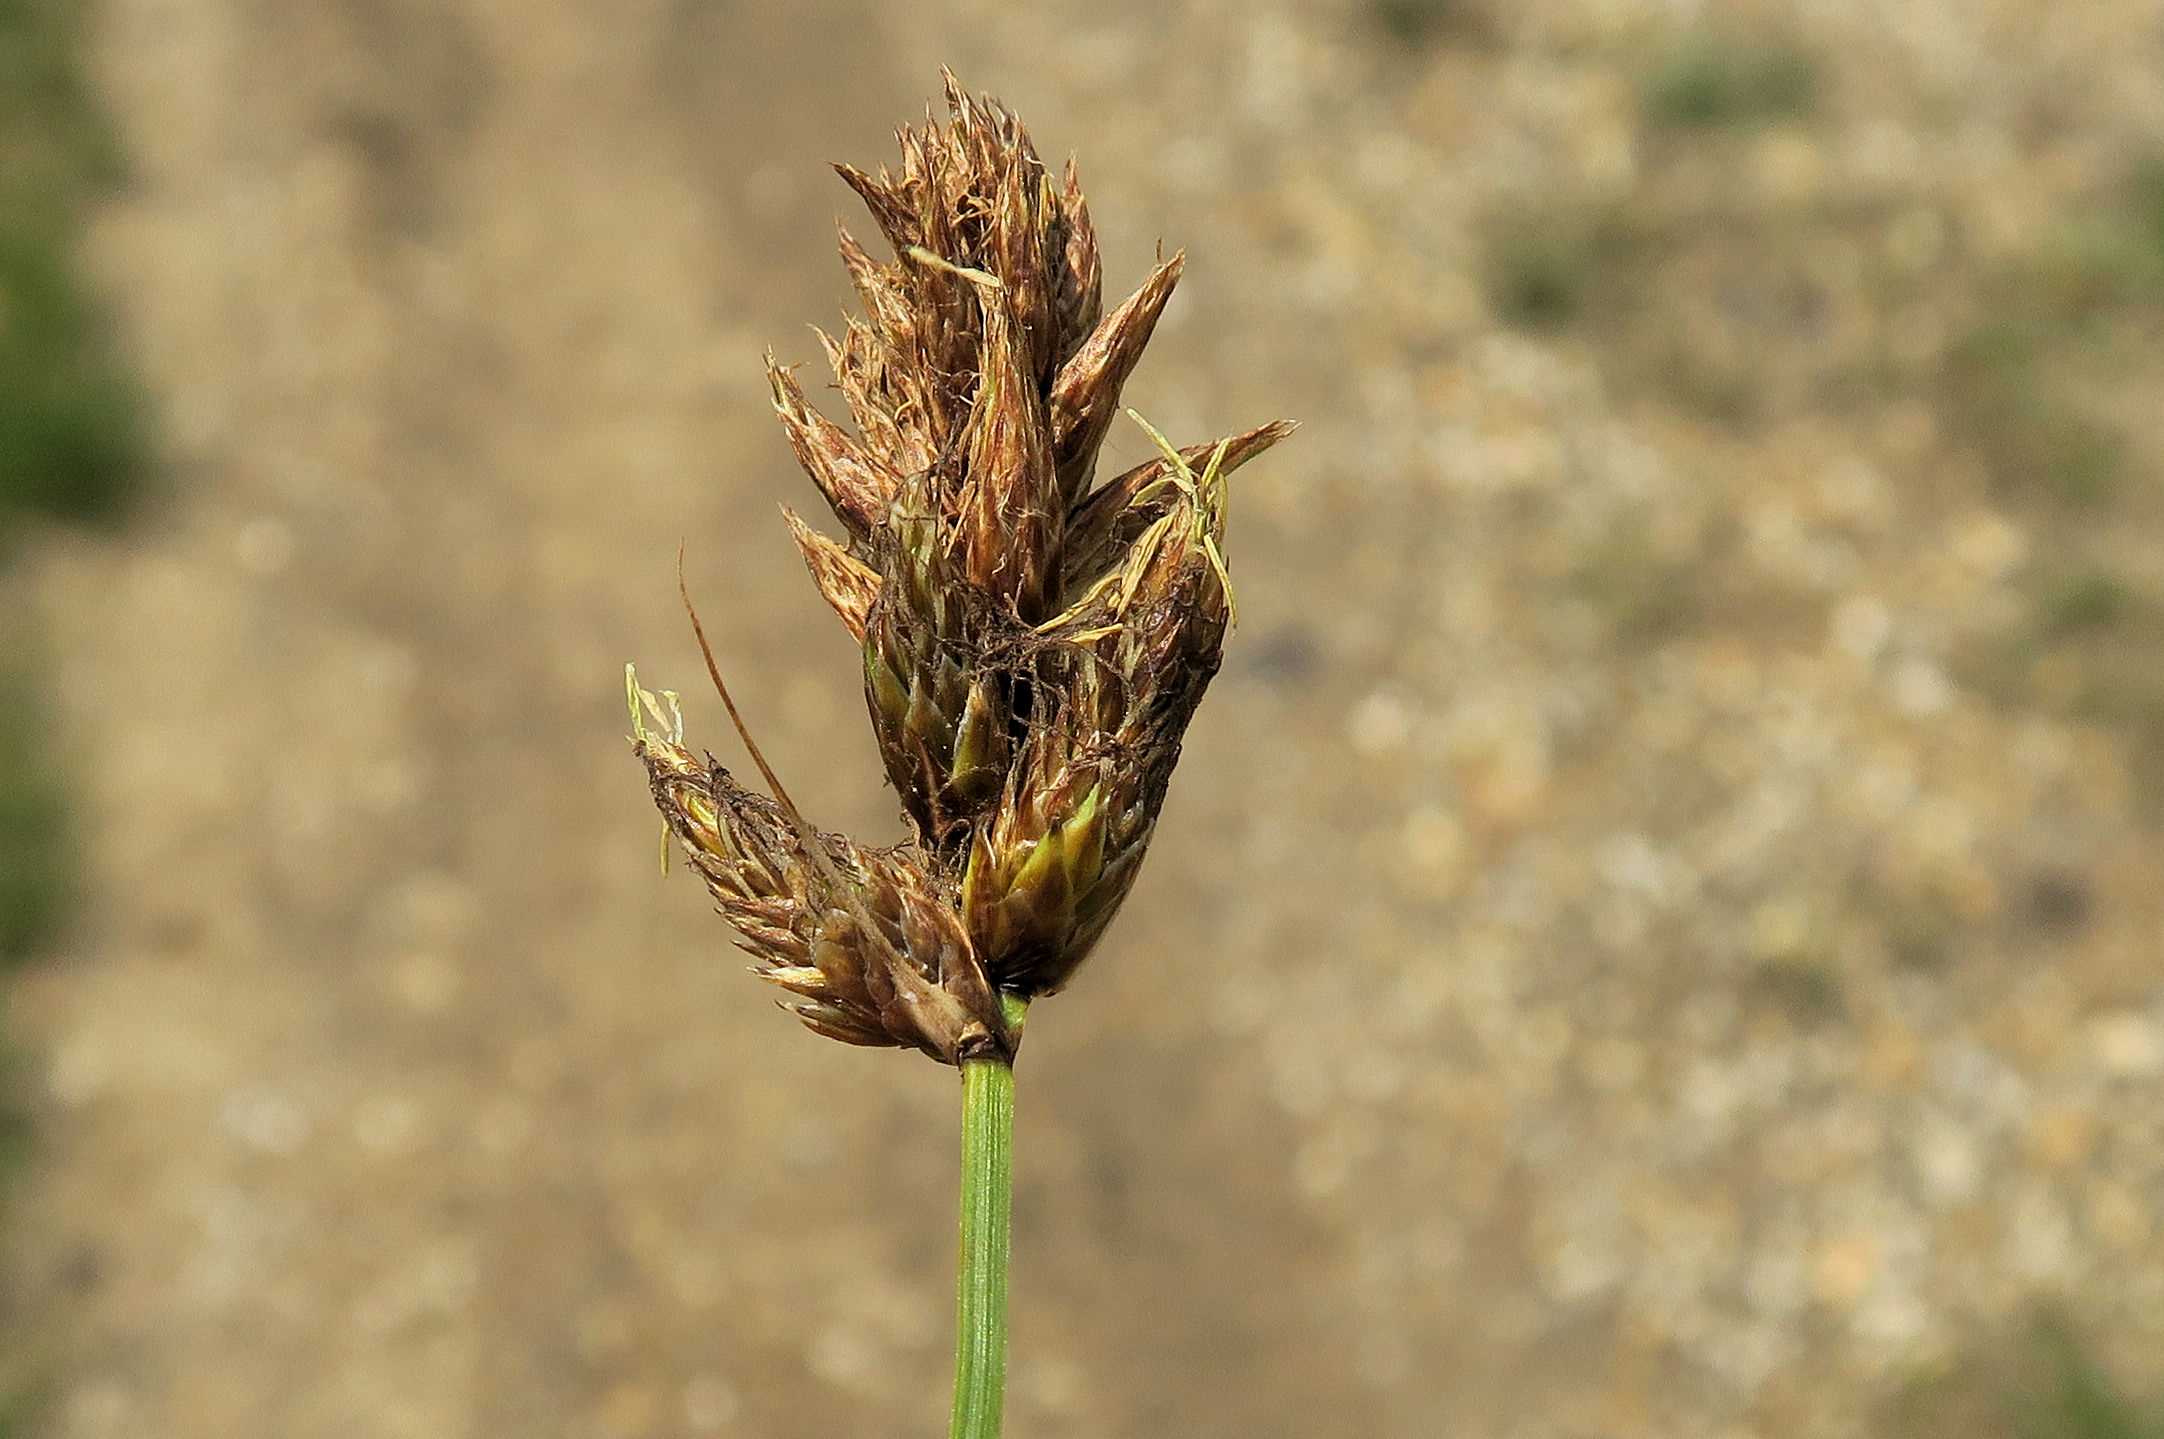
[951,999,1026,1439]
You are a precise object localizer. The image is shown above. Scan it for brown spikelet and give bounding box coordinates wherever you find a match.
[860,465,1014,846]
[1050,156,1102,365]
[963,430,1238,995]
[957,296,1060,618]
[766,354,899,538]
[632,74,1291,1061]
[833,161,919,260]
[1062,419,1297,599]
[817,316,937,479]
[636,714,1010,1062]
[1049,251,1184,508]
[780,506,879,643]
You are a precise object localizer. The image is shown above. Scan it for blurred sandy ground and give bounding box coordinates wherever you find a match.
[11,0,2164,1434]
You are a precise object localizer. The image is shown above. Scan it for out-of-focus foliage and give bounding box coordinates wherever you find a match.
[0,2,146,1426]
[0,0,148,538]
[1641,31,1818,129]
[0,668,71,964]
[1894,1314,2164,1439]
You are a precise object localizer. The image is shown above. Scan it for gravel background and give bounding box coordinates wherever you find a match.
[11,0,2164,1435]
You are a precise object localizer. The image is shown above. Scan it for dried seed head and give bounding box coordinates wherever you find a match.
[633,74,1292,1059]
[631,668,1012,1063]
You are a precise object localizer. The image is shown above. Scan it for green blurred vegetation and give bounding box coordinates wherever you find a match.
[0,0,140,950]
[0,0,123,186]
[0,0,148,540]
[0,228,148,532]
[0,1,150,1418]
[1971,566,2164,819]
[1479,199,1635,329]
[1563,514,1709,646]
[1894,1314,2164,1439]
[2036,570,2135,639]
[1367,0,1455,46]
[1951,151,2164,813]
[2023,160,2164,318]
[1363,0,1497,48]
[1946,150,2164,507]
[1940,317,2123,507]
[1641,31,1817,129]
[0,668,70,963]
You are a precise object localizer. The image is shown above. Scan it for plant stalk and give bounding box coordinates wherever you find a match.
[951,999,1026,1439]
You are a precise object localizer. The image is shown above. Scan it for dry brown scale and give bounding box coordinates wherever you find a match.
[632,72,1293,1065]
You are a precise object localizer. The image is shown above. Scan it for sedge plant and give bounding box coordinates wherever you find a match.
[628,73,1292,1437]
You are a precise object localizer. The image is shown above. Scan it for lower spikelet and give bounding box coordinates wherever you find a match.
[631,667,1012,1064]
